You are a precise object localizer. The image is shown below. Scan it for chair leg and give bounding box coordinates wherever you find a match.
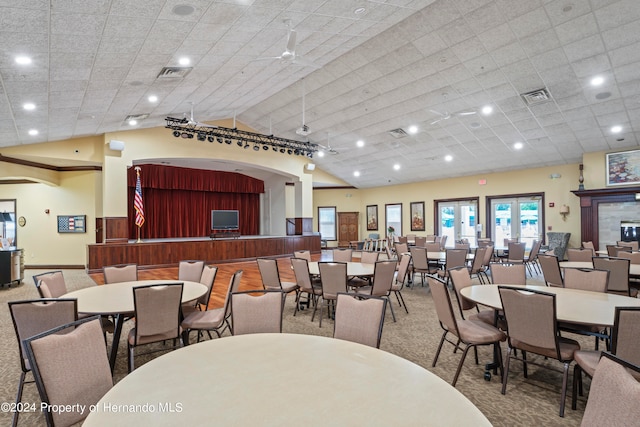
[432,331,448,367]
[501,346,512,395]
[474,346,479,364]
[452,344,472,387]
[11,371,26,427]
[386,296,396,322]
[128,345,135,373]
[572,364,582,410]
[396,291,409,313]
[181,330,190,346]
[560,362,570,417]
[522,350,528,378]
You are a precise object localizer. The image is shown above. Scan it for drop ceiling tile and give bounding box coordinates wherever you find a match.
[600,19,640,50]
[508,7,552,39]
[594,0,640,31]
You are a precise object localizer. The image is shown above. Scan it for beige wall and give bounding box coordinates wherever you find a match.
[314,164,582,248]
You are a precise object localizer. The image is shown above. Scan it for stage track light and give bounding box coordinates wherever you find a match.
[225,138,232,144]
[237,141,243,147]
[253,145,260,151]
[197,133,206,141]
[181,132,190,138]
[287,149,293,155]
[294,149,300,155]
[262,145,269,151]
[173,131,181,137]
[280,148,286,153]
[244,143,250,149]
[273,146,277,151]
[207,136,215,142]
[217,137,223,143]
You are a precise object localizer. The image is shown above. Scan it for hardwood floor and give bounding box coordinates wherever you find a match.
[88,252,332,310]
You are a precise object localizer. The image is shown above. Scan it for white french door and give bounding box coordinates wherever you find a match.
[437,200,478,248]
[490,196,542,249]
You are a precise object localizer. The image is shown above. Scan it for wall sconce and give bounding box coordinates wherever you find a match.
[559,205,569,220]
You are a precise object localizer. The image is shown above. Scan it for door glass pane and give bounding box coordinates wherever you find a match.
[494,203,513,247]
[318,207,336,240]
[440,205,455,247]
[460,205,476,247]
[386,204,402,236]
[519,201,540,248]
[437,201,478,248]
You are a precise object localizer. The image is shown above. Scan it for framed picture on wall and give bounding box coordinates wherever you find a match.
[57,215,86,233]
[606,149,640,186]
[410,201,425,231]
[366,205,378,230]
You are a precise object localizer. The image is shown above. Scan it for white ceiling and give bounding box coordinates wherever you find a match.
[1,0,639,188]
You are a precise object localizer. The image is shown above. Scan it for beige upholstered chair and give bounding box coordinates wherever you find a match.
[409,246,434,286]
[572,306,640,410]
[436,248,468,285]
[355,260,398,322]
[468,246,488,283]
[498,286,580,417]
[291,257,322,316]
[563,268,609,293]
[414,236,427,247]
[391,253,411,313]
[538,254,564,287]
[128,283,183,372]
[9,299,78,427]
[454,242,470,252]
[617,250,640,264]
[178,260,205,282]
[394,242,409,256]
[480,244,495,282]
[617,240,639,251]
[507,242,526,264]
[32,270,67,298]
[332,248,353,262]
[430,276,506,386]
[567,248,595,262]
[592,257,635,296]
[489,263,526,285]
[582,241,596,251]
[181,270,243,344]
[103,263,138,284]
[23,316,112,427]
[315,262,348,327]
[607,245,631,257]
[256,258,299,297]
[333,293,387,348]
[293,250,312,261]
[359,251,380,264]
[182,265,218,317]
[230,289,285,335]
[477,238,493,248]
[397,236,408,244]
[524,239,542,275]
[448,266,500,327]
[580,353,640,427]
[425,241,441,252]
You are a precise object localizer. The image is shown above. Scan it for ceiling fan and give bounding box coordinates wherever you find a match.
[429,109,476,125]
[296,79,311,136]
[255,20,320,69]
[314,133,339,155]
[183,102,217,128]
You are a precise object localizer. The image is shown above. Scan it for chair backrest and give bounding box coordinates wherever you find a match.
[507,242,526,262]
[439,235,448,248]
[103,263,138,284]
[394,253,411,288]
[196,265,218,307]
[360,251,380,264]
[332,248,353,262]
[448,266,476,315]
[563,268,609,293]
[293,250,311,261]
[498,286,561,358]
[607,245,632,257]
[370,260,397,296]
[409,246,429,270]
[581,353,640,427]
[482,244,495,267]
[469,247,487,273]
[333,293,386,348]
[32,270,67,298]
[291,257,315,292]
[567,248,595,262]
[257,258,283,289]
[527,239,542,261]
[222,270,244,319]
[477,239,493,248]
[426,234,437,242]
[445,248,467,270]
[397,236,408,244]
[425,242,441,252]
[178,260,205,282]
[318,262,348,299]
[231,289,285,335]
[394,242,409,256]
[490,263,526,285]
[132,283,183,344]
[616,251,640,264]
[592,257,630,295]
[9,299,78,373]
[414,236,427,247]
[538,254,564,287]
[582,241,596,251]
[454,242,470,252]
[617,240,639,251]
[24,316,113,427]
[612,307,640,365]
[504,238,518,246]
[428,276,460,337]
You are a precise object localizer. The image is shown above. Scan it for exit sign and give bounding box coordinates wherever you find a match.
[478,179,487,185]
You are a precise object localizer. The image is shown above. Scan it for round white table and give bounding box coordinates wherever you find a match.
[460,284,640,327]
[64,280,206,371]
[83,333,491,426]
[559,260,640,277]
[308,261,375,277]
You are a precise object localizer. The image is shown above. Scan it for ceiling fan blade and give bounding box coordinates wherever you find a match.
[253,56,283,61]
[286,29,297,54]
[291,55,321,69]
[457,111,477,116]
[430,118,442,125]
[429,109,446,117]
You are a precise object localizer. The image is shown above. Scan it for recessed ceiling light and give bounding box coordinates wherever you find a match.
[514,142,523,150]
[15,56,32,65]
[317,151,325,158]
[393,164,400,170]
[129,119,138,126]
[353,171,360,177]
[407,125,418,134]
[356,139,365,148]
[445,155,453,162]
[179,57,190,66]
[172,4,195,16]
[28,129,38,136]
[148,95,158,103]
[23,103,35,110]
[590,76,605,86]
[481,105,493,115]
[611,125,622,133]
[354,7,366,14]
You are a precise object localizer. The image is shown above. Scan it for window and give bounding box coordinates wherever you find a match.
[318,206,337,241]
[385,203,402,237]
[488,194,543,249]
[436,199,479,247]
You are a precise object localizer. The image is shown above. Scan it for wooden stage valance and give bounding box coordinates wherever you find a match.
[87,234,321,273]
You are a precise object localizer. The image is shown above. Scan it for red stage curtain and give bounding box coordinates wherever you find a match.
[127,165,263,239]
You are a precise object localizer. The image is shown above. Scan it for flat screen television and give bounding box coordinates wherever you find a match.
[211,210,239,230]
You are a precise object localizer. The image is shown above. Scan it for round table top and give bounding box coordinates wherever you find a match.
[559,260,640,276]
[83,333,491,426]
[63,280,206,315]
[308,261,375,277]
[460,284,640,327]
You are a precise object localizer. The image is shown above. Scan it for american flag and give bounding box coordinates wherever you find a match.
[134,169,145,227]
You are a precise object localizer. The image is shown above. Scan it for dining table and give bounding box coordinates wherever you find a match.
[559,260,640,277]
[83,333,492,426]
[307,261,375,277]
[460,284,640,327]
[63,279,206,371]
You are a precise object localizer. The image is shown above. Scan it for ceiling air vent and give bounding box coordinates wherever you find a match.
[520,88,552,106]
[157,67,193,79]
[388,128,409,139]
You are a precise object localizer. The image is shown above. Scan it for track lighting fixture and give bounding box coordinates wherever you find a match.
[225,138,232,145]
[237,141,243,147]
[197,133,206,141]
[207,136,215,142]
[253,145,260,151]
[173,131,181,137]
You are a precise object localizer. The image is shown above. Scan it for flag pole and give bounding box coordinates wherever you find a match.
[134,166,143,243]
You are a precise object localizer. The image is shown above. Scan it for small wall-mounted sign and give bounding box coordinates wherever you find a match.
[57,215,86,233]
[549,202,555,208]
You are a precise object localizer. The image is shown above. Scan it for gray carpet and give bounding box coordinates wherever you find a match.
[0,268,589,426]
